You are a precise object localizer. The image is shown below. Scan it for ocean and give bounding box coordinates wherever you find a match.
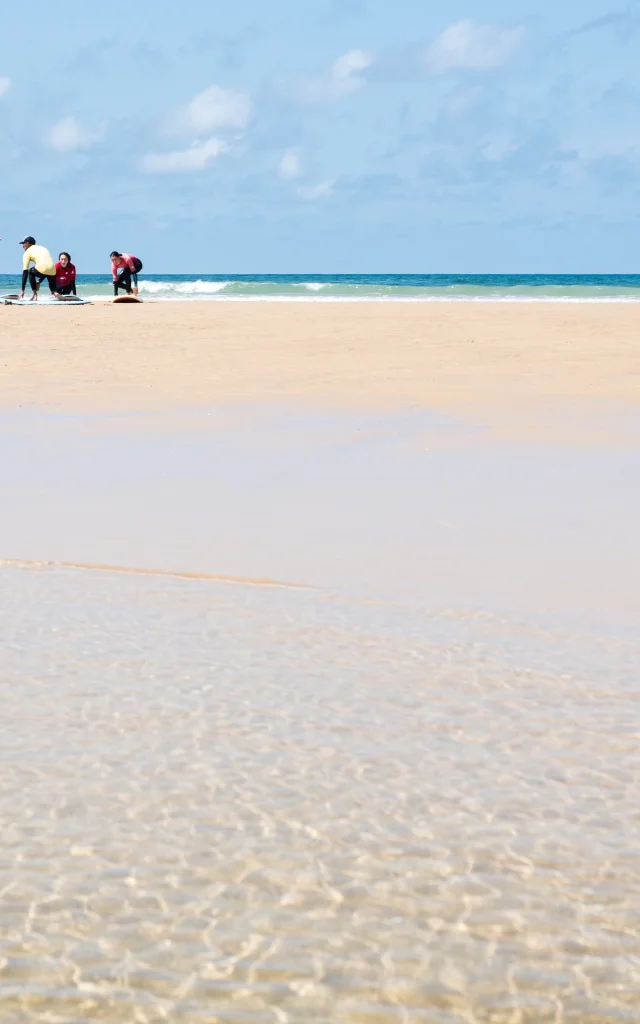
[3,272,640,302]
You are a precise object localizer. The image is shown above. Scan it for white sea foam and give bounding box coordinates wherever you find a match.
[136,281,167,294]
[175,280,231,294]
[80,292,640,304]
[75,278,640,304]
[138,279,230,295]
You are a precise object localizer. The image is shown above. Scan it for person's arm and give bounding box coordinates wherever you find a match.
[72,280,77,295]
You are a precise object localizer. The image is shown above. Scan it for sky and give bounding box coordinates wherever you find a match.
[1,0,640,273]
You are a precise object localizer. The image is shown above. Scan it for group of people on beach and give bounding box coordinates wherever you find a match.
[0,235,143,300]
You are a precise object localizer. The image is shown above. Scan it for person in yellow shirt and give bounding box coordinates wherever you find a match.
[20,236,61,300]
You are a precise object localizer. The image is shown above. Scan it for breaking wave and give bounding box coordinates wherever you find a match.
[4,273,640,303]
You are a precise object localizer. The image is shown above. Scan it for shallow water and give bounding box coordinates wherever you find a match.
[2,563,640,1022]
[1,405,639,624]
[1,404,639,1021]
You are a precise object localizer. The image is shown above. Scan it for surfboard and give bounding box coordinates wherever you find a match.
[113,295,142,303]
[3,296,92,305]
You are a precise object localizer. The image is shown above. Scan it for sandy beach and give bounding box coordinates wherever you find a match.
[5,0,640,1015]
[2,300,640,1022]
[2,301,640,418]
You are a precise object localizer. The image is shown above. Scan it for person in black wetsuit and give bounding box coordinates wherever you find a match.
[111,251,143,296]
[20,236,60,300]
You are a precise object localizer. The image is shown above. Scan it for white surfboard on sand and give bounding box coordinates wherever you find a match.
[2,295,92,305]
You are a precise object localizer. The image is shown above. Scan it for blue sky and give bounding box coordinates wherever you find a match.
[1,0,639,272]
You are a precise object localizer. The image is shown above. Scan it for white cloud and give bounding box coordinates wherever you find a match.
[168,85,251,137]
[0,76,11,98]
[47,116,104,152]
[279,148,303,180]
[304,49,373,101]
[297,180,334,200]
[333,49,372,83]
[427,20,525,73]
[140,136,229,174]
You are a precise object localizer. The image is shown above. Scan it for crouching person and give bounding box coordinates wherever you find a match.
[20,236,60,300]
[110,251,142,296]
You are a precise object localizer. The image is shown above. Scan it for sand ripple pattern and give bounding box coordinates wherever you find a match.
[1,564,639,1022]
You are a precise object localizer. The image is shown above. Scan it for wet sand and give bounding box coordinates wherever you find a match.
[2,303,640,1021]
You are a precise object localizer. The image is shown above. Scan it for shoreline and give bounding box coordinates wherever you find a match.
[7,295,640,306]
[10,294,640,303]
[0,557,308,590]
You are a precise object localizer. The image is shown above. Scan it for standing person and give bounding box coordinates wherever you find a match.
[56,252,77,295]
[20,236,60,300]
[110,251,142,296]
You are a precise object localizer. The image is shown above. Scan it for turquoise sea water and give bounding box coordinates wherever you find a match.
[3,272,640,301]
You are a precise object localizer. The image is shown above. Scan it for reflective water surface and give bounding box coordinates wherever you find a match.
[1,563,639,1022]
[2,404,640,623]
[1,404,640,1022]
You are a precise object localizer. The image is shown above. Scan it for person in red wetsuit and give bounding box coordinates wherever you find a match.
[110,251,142,296]
[55,252,77,296]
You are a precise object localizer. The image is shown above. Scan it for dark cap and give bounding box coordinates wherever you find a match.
[20,235,36,246]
